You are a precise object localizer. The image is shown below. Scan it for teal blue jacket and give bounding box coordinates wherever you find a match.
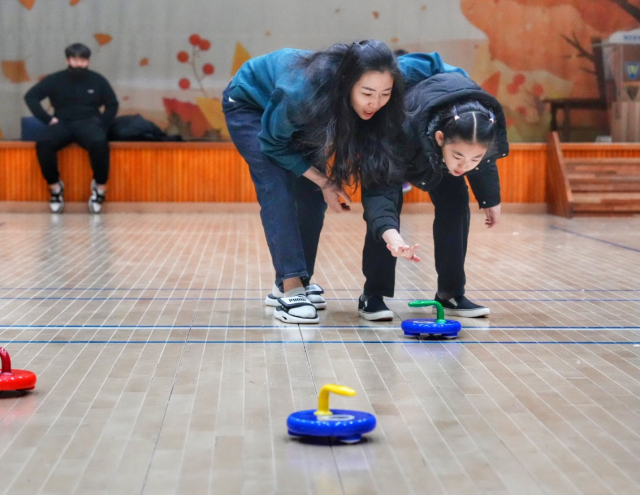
[226,49,467,177]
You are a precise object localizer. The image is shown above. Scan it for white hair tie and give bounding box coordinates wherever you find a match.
[454,115,460,121]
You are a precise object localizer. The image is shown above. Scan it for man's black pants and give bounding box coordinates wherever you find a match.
[36,117,109,185]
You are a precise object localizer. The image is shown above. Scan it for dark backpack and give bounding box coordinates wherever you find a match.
[108,114,181,141]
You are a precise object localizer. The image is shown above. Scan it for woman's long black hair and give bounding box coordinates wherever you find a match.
[293,40,405,188]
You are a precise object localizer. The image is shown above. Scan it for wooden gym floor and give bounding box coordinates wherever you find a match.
[0,204,638,495]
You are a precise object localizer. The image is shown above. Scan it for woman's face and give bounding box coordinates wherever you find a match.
[435,131,488,176]
[350,70,394,120]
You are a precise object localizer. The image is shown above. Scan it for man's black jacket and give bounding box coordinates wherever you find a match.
[24,69,118,128]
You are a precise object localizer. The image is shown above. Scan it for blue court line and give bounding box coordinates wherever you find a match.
[550,225,640,253]
[0,340,638,345]
[1,325,639,330]
[1,287,639,293]
[1,296,640,303]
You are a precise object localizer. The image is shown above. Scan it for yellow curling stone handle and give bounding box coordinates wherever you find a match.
[314,384,357,416]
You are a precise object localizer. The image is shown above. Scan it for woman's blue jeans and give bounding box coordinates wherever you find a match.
[222,89,327,291]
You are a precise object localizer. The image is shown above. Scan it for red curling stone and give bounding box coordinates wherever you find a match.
[0,347,37,392]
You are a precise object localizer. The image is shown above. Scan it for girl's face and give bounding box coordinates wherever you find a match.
[350,70,394,120]
[435,130,488,176]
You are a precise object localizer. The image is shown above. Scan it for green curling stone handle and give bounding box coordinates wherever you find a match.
[408,300,446,323]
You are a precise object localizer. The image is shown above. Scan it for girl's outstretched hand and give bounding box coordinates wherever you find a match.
[382,229,420,262]
[386,243,420,262]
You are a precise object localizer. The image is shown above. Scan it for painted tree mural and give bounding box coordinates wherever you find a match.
[462,0,640,140]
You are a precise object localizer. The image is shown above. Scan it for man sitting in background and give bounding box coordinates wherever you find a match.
[24,42,118,213]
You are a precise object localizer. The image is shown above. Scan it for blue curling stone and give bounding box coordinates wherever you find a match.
[401,318,461,338]
[287,409,376,444]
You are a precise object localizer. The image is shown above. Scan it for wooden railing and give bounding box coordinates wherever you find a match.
[545,132,574,217]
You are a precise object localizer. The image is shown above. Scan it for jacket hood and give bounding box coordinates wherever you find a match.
[404,72,509,159]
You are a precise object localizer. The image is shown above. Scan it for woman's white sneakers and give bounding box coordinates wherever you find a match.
[265,284,325,324]
[303,283,327,309]
[274,294,319,324]
[265,284,326,310]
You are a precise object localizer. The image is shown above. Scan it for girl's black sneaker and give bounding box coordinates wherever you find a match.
[434,294,490,318]
[358,294,393,321]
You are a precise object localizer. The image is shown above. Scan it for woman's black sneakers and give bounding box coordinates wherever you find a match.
[434,294,490,318]
[358,295,394,321]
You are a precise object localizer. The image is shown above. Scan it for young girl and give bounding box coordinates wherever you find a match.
[223,40,406,324]
[359,71,509,320]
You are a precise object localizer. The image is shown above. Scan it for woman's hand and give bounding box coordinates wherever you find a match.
[321,182,352,213]
[483,204,501,228]
[382,229,420,262]
[303,166,352,213]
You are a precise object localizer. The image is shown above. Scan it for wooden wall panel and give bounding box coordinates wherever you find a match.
[494,145,546,203]
[106,147,258,202]
[1,142,548,203]
[0,143,48,201]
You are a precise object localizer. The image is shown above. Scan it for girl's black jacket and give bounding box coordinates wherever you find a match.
[362,72,510,241]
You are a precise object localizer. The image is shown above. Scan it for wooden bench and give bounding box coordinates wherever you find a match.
[0,141,546,205]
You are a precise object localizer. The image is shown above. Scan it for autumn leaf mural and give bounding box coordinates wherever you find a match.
[163,33,230,140]
[481,72,501,97]
[1,60,30,83]
[195,97,230,140]
[6,0,630,141]
[163,98,216,139]
[231,42,251,76]
[175,34,215,95]
[462,0,640,140]
[462,0,639,98]
[18,0,36,10]
[94,33,113,46]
